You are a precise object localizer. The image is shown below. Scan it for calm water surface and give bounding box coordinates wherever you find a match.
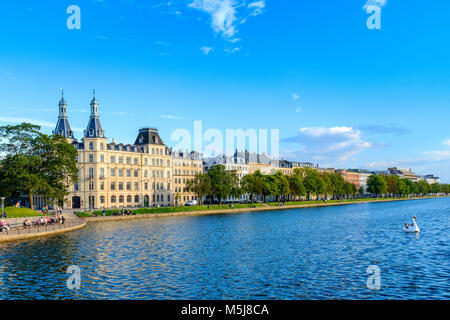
[0,198,449,299]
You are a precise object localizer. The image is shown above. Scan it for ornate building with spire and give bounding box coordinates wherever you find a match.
[53,90,74,141]
[57,91,176,210]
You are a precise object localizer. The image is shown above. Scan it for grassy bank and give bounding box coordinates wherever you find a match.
[2,207,42,218]
[266,197,414,206]
[74,203,266,217]
[74,196,448,218]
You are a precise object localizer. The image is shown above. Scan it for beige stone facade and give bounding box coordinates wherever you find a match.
[172,150,203,205]
[68,129,174,210]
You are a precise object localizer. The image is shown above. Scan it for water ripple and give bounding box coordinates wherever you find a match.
[0,198,449,299]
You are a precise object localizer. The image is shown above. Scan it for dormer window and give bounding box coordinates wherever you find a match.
[89,129,94,137]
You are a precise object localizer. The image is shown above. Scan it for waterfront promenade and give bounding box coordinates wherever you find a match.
[0,218,86,243]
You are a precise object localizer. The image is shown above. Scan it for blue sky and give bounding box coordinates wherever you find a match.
[0,0,450,181]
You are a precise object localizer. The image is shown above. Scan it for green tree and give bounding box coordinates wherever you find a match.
[417,180,431,195]
[241,171,265,202]
[367,175,387,196]
[303,168,324,200]
[184,172,211,205]
[358,186,365,195]
[385,175,400,197]
[289,170,306,200]
[430,183,442,194]
[273,171,290,202]
[398,178,409,196]
[0,123,78,208]
[329,172,346,199]
[319,172,332,199]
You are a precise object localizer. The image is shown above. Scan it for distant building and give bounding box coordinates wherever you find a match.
[172,150,203,205]
[348,169,373,192]
[424,174,440,184]
[246,151,275,175]
[388,167,418,182]
[336,169,360,189]
[203,150,249,202]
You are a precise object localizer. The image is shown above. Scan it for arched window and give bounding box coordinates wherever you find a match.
[119,195,124,203]
[134,195,139,203]
[127,195,132,203]
[111,196,116,203]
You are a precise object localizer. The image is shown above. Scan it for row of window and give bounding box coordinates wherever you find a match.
[84,153,171,166]
[88,142,165,155]
[174,169,198,176]
[173,160,201,167]
[77,181,173,192]
[86,168,172,179]
[100,194,170,204]
[174,177,193,184]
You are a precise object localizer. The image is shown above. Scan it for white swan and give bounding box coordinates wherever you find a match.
[403,216,420,233]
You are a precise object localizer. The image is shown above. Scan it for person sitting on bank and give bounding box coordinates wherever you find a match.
[405,223,409,229]
[23,218,32,228]
[1,219,10,231]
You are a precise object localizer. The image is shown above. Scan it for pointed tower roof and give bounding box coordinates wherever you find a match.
[53,89,74,139]
[84,89,105,138]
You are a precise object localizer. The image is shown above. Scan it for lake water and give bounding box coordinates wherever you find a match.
[0,198,449,300]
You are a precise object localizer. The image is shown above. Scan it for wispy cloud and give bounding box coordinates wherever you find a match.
[282,127,371,162]
[292,93,299,100]
[224,46,241,54]
[188,0,266,40]
[363,0,387,10]
[443,139,450,147]
[295,107,301,113]
[161,114,183,120]
[200,46,214,55]
[242,0,265,22]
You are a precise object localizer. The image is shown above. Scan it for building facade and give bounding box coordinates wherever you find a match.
[172,150,203,205]
[337,169,361,189]
[56,93,174,210]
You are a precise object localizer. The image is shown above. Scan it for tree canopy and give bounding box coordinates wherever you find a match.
[0,123,78,208]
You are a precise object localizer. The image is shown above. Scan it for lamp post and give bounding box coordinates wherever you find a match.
[1,197,5,217]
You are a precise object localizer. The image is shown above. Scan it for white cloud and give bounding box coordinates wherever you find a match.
[282,127,371,162]
[188,0,266,39]
[443,139,450,147]
[292,93,299,100]
[247,0,265,16]
[363,0,387,10]
[295,107,301,113]
[200,46,214,55]
[224,46,240,54]
[161,114,182,120]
